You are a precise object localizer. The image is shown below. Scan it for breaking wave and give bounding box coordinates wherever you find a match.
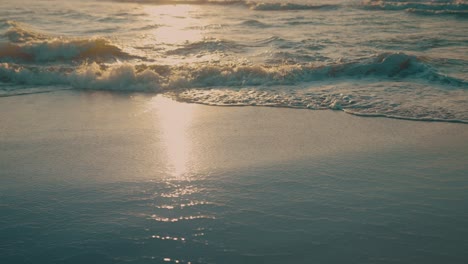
[0,53,465,91]
[0,21,137,63]
[3,21,49,43]
[1,51,467,122]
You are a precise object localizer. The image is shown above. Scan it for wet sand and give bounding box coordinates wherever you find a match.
[1,90,467,263]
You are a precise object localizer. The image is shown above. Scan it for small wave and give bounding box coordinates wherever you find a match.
[108,0,340,11]
[3,21,48,43]
[0,21,137,63]
[109,0,247,6]
[176,83,468,123]
[406,8,468,17]
[131,24,162,31]
[166,39,244,55]
[362,0,468,16]
[239,19,270,28]
[250,36,289,46]
[0,39,135,63]
[0,87,71,97]
[0,62,165,91]
[344,110,468,124]
[2,55,467,122]
[360,35,464,51]
[266,51,324,64]
[250,2,339,11]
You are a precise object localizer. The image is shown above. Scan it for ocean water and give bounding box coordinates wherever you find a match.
[1,91,468,264]
[1,1,468,264]
[0,0,467,122]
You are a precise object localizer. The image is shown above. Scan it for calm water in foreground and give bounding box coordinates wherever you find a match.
[1,91,468,263]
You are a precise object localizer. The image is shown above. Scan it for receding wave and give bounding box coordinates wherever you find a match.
[175,83,468,123]
[0,86,71,97]
[0,53,466,91]
[362,0,468,16]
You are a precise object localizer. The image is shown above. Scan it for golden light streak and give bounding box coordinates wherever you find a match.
[144,5,203,44]
[151,96,195,178]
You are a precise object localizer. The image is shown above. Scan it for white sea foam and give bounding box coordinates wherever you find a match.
[89,52,453,88]
[0,0,467,123]
[1,53,464,89]
[1,52,467,122]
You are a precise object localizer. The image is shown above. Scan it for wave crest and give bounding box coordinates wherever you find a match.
[0,39,135,63]
[0,21,138,63]
[3,20,48,43]
[108,0,340,11]
[362,0,468,16]
[1,53,465,91]
[249,2,339,11]
[166,39,244,55]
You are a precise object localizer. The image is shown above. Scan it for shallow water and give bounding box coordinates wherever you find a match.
[3,161,468,264]
[0,0,467,122]
[1,91,468,263]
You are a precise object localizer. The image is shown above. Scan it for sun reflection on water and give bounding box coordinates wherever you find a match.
[143,5,203,45]
[151,95,195,178]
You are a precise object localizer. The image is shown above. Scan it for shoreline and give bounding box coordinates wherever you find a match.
[2,89,468,124]
[2,89,467,181]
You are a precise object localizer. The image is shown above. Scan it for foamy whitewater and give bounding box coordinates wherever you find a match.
[1,0,467,122]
